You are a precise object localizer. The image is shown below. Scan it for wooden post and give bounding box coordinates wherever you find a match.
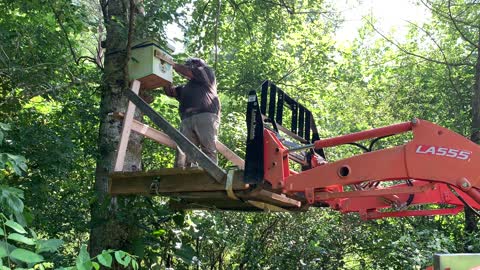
[114,80,141,171]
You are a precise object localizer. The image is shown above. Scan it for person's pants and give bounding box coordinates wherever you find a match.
[174,113,220,167]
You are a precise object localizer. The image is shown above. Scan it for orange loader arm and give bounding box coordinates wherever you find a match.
[262,119,480,219]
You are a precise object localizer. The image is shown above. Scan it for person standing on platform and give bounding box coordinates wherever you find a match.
[163,58,220,167]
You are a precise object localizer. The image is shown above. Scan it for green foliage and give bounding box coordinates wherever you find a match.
[0,124,27,181]
[71,245,138,270]
[2,0,480,269]
[0,170,137,270]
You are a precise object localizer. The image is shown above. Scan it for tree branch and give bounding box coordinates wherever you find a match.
[226,0,254,43]
[49,1,78,65]
[95,24,105,69]
[367,20,474,67]
[214,0,221,70]
[100,0,109,24]
[263,0,294,14]
[447,0,479,48]
[124,0,136,80]
[420,0,477,26]
[405,19,461,97]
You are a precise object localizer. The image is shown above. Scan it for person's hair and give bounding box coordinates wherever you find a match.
[185,58,207,68]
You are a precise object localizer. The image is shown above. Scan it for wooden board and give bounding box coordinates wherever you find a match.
[169,197,307,212]
[114,80,140,171]
[109,168,306,211]
[169,198,263,211]
[109,168,248,195]
[248,188,302,208]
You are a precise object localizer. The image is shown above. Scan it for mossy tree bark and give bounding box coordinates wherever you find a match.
[89,0,142,261]
[466,33,480,236]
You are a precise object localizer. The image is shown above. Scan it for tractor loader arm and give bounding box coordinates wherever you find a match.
[260,117,480,219]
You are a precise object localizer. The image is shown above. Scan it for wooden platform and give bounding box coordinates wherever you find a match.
[109,168,307,212]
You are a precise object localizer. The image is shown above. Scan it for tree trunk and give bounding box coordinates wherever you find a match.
[89,0,142,260]
[465,32,480,242]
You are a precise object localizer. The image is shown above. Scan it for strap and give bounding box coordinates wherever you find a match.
[225,170,239,200]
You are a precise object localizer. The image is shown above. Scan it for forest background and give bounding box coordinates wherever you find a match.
[1,0,480,269]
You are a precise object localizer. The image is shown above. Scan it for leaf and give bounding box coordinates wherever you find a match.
[114,251,128,267]
[76,245,92,270]
[123,255,131,266]
[173,213,185,226]
[0,240,16,256]
[152,229,166,236]
[174,244,195,264]
[0,228,4,236]
[29,228,37,239]
[5,219,27,234]
[131,259,139,270]
[37,239,63,253]
[9,248,43,264]
[1,187,24,214]
[5,154,27,175]
[0,243,7,258]
[0,123,10,131]
[97,252,112,267]
[76,261,92,270]
[0,154,6,169]
[92,262,100,270]
[7,233,35,245]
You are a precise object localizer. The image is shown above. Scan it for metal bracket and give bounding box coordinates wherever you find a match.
[150,179,160,195]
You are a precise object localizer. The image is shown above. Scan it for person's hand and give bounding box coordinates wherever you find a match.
[172,63,194,79]
[163,84,176,97]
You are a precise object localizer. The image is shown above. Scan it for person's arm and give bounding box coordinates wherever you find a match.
[190,65,215,86]
[163,84,178,98]
[173,63,194,79]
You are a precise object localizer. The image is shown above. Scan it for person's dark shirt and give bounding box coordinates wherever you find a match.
[175,65,220,120]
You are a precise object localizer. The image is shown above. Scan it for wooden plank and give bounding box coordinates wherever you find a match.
[215,141,245,169]
[248,188,302,208]
[112,112,176,147]
[110,167,208,178]
[170,198,307,212]
[146,186,301,209]
[124,89,227,182]
[169,199,263,211]
[114,80,141,171]
[109,168,247,195]
[111,112,245,169]
[162,191,243,200]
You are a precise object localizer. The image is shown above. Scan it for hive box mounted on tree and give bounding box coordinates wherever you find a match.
[128,40,174,90]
